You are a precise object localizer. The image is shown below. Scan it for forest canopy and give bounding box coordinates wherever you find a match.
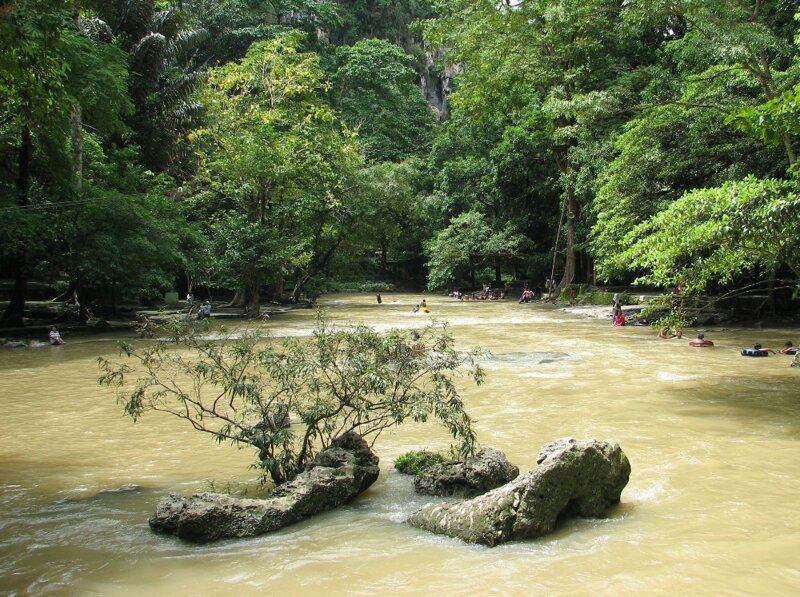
[2,0,799,325]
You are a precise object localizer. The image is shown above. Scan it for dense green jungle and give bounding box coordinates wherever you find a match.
[2,0,800,328]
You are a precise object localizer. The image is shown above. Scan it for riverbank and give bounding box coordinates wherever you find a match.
[559,303,644,321]
[0,300,313,345]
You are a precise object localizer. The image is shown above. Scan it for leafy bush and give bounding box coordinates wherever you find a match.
[326,280,397,292]
[394,450,447,476]
[99,314,483,486]
[558,285,638,305]
[641,294,691,330]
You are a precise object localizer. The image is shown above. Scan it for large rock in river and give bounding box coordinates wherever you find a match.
[414,448,519,498]
[407,439,630,546]
[149,432,379,541]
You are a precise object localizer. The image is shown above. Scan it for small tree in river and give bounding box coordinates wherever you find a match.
[98,316,484,487]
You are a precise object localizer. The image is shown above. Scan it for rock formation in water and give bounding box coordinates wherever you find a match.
[149,432,379,541]
[407,438,630,547]
[414,448,519,498]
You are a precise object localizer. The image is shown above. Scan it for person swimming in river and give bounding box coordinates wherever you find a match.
[741,342,776,357]
[419,299,430,313]
[688,333,713,347]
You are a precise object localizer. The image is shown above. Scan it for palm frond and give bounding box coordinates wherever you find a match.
[151,7,180,39]
[153,71,204,112]
[130,32,166,78]
[167,29,210,63]
[78,16,114,43]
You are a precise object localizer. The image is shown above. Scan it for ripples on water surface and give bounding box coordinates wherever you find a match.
[1,293,799,595]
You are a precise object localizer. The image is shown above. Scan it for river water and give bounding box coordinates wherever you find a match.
[1,293,799,595]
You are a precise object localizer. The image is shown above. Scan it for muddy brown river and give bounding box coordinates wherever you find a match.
[1,293,799,595]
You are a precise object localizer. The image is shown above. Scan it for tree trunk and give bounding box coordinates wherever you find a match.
[767,266,777,316]
[494,258,502,286]
[243,263,260,318]
[267,270,284,302]
[225,288,245,308]
[111,275,117,315]
[71,105,82,192]
[380,235,388,272]
[558,185,576,291]
[290,274,310,303]
[469,256,476,290]
[1,125,33,327]
[1,255,28,327]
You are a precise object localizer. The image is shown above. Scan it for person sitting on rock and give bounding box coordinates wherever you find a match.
[197,301,212,320]
[49,326,65,345]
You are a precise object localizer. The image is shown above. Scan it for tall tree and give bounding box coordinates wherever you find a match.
[328,0,433,47]
[0,0,129,325]
[625,0,798,165]
[86,0,208,174]
[424,0,631,291]
[592,1,799,284]
[193,31,359,314]
[331,38,435,162]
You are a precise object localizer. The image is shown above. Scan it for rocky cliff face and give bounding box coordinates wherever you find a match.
[419,46,459,120]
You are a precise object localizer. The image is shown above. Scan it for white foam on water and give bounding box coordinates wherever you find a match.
[656,370,694,382]
[518,371,574,379]
[626,481,666,502]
